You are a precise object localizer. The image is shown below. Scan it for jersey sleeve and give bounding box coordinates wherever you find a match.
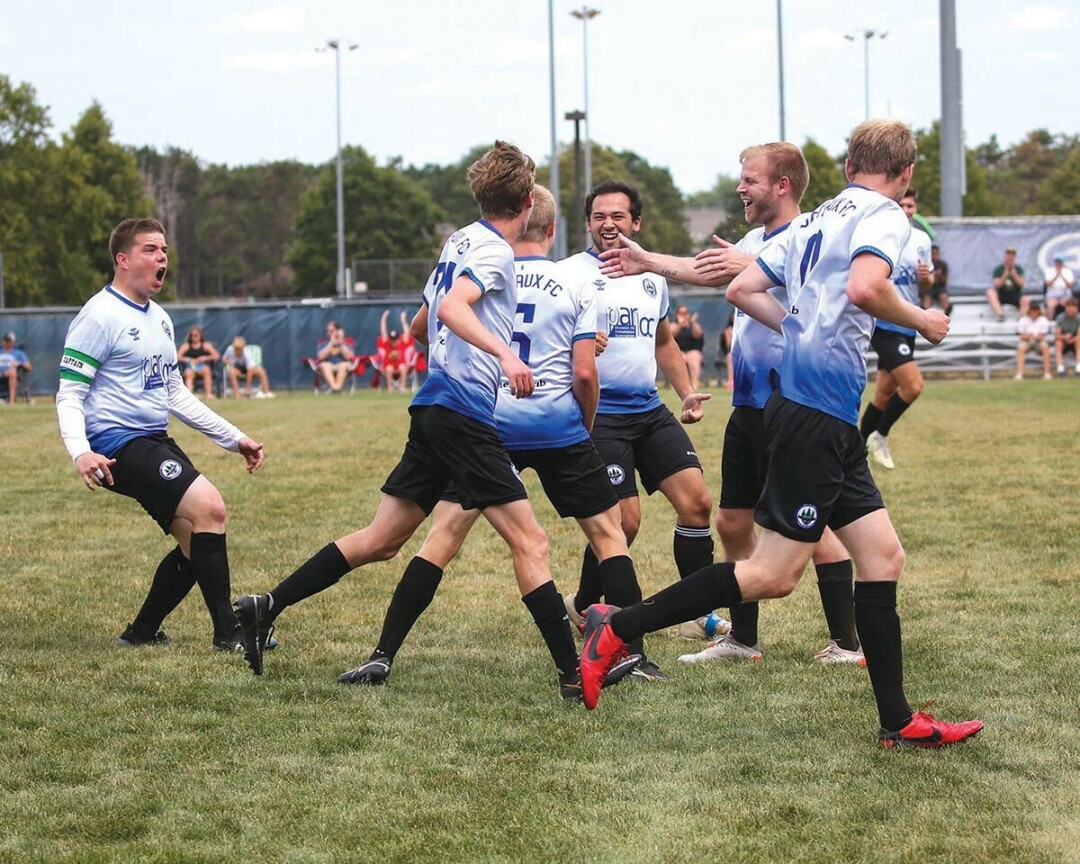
[461,238,510,295]
[851,202,909,274]
[755,236,788,286]
[572,278,598,342]
[657,277,670,319]
[59,314,111,385]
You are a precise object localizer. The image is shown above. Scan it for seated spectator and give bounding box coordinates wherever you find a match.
[316,322,355,393]
[377,309,409,393]
[923,244,952,314]
[671,304,705,391]
[1054,296,1080,378]
[177,325,219,399]
[1043,254,1076,321]
[0,331,31,405]
[988,246,1028,321]
[1016,300,1052,380]
[222,336,274,399]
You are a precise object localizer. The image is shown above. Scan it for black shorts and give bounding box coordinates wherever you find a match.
[718,406,766,510]
[592,405,703,500]
[871,329,917,371]
[381,405,527,514]
[755,393,884,542]
[106,433,202,533]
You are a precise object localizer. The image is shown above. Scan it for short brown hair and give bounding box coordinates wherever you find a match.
[109,218,166,265]
[739,142,810,203]
[519,185,555,243]
[468,141,535,220]
[901,186,918,201]
[847,119,916,179]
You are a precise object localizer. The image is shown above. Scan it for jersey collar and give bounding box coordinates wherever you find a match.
[105,284,150,312]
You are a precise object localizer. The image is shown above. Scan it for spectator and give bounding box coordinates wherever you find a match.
[316,322,355,393]
[0,331,31,405]
[1016,300,1052,380]
[719,309,734,389]
[378,309,409,392]
[988,246,1028,321]
[671,304,705,390]
[1054,296,1080,378]
[222,336,274,399]
[925,245,952,314]
[1043,254,1076,321]
[398,310,421,391]
[177,326,219,399]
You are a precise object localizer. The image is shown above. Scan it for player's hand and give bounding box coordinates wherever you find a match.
[680,392,712,424]
[917,261,930,281]
[501,354,534,398]
[75,452,116,491]
[237,438,264,472]
[918,308,950,345]
[599,233,647,278]
[693,237,753,283]
[594,331,609,356]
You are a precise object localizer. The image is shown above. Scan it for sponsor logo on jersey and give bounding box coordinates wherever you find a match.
[607,464,626,485]
[128,327,141,341]
[642,278,657,297]
[606,306,657,338]
[161,320,172,339]
[159,459,183,480]
[795,504,819,530]
[142,353,167,390]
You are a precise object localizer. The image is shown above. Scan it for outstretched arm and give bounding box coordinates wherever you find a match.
[847,253,949,344]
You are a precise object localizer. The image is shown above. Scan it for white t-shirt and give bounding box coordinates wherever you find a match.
[1044,266,1075,302]
[1018,314,1052,340]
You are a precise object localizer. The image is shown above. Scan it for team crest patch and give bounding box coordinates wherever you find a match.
[161,320,172,339]
[128,327,141,341]
[159,460,183,480]
[899,343,912,356]
[795,504,818,530]
[607,464,626,486]
[642,278,657,297]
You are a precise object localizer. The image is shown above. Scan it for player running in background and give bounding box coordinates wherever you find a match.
[56,217,265,651]
[600,143,862,666]
[860,186,933,469]
[576,120,983,749]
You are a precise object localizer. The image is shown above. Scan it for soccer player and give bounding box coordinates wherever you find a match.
[233,143,581,699]
[577,121,984,749]
[600,143,862,666]
[860,186,933,470]
[561,181,713,663]
[55,217,266,650]
[338,186,647,693]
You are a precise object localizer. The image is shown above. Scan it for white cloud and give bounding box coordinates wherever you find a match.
[994,5,1069,33]
[210,5,305,35]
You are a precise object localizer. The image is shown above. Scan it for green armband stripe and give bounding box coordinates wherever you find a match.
[63,348,100,368]
[60,369,94,385]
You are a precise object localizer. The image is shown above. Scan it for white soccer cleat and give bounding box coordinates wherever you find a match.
[677,612,731,640]
[563,593,584,633]
[813,639,866,666]
[867,431,895,469]
[678,634,762,664]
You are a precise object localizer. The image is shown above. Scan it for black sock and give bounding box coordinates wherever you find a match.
[854,581,912,732]
[130,546,196,636]
[575,545,603,613]
[729,600,759,647]
[268,542,352,619]
[674,525,714,578]
[612,562,741,644]
[522,581,578,677]
[599,555,644,656]
[877,393,911,437]
[860,403,885,440]
[816,560,857,650]
[374,556,444,660]
[190,532,236,639]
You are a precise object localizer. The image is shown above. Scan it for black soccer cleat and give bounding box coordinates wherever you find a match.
[338,655,393,686]
[117,624,170,647]
[630,658,670,683]
[213,627,278,653]
[233,594,273,676]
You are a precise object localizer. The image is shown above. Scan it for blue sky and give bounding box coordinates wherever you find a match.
[2,1,1076,194]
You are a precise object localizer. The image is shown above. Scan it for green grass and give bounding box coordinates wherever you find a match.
[2,382,1079,863]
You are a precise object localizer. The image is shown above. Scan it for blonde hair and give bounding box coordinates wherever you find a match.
[519,185,555,243]
[847,119,916,179]
[739,142,810,202]
[468,140,536,220]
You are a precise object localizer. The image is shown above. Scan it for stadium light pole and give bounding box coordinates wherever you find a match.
[844,29,888,119]
[777,0,786,140]
[319,39,358,298]
[571,6,600,196]
[565,110,586,254]
[548,0,564,258]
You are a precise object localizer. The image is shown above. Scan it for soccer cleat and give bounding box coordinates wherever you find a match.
[338,655,393,686]
[213,628,278,653]
[563,592,585,633]
[867,431,895,469]
[630,659,670,682]
[233,594,273,676]
[117,625,170,647]
[561,653,643,703]
[579,604,629,710]
[813,639,866,666]
[677,611,731,640]
[879,705,984,749]
[677,633,762,664]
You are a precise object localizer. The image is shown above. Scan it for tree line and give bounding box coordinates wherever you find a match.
[3,73,1078,308]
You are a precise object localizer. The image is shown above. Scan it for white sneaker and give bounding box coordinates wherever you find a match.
[676,612,731,640]
[678,634,762,664]
[563,593,584,633]
[253,391,268,399]
[1014,373,1024,381]
[813,639,866,666]
[866,431,895,469]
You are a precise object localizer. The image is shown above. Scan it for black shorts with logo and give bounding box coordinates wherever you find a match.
[381,405,528,514]
[718,406,766,510]
[755,393,884,542]
[871,328,917,372]
[591,404,703,500]
[106,433,202,533]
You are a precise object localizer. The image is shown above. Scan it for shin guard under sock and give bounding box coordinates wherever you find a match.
[268,542,351,620]
[190,532,236,638]
[854,581,912,732]
[860,403,885,440]
[374,556,444,659]
[522,581,579,677]
[728,600,760,647]
[575,544,603,613]
[130,546,195,636]
[612,562,741,645]
[816,559,857,650]
[599,554,644,656]
[877,393,912,437]
[673,525,714,579]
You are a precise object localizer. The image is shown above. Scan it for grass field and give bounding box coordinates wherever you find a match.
[2,381,1079,863]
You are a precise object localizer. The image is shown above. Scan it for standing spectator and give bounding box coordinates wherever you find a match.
[1054,296,1080,377]
[177,326,219,399]
[0,331,32,405]
[671,304,705,391]
[987,246,1028,321]
[378,309,408,392]
[315,322,355,393]
[926,245,952,313]
[1043,254,1076,321]
[398,310,421,391]
[1016,300,1052,380]
[222,336,273,399]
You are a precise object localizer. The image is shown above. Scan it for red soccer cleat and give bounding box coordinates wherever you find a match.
[579,604,629,710]
[879,704,985,749]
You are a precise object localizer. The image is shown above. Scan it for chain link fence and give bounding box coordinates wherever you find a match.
[350,259,438,297]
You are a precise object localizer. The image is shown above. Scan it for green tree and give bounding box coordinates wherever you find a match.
[137,146,203,297]
[801,138,846,211]
[1035,146,1080,214]
[913,122,1002,217]
[403,145,488,229]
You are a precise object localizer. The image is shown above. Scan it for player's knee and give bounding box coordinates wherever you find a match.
[621,515,641,546]
[679,487,713,526]
[880,540,905,581]
[902,377,925,401]
[715,508,750,546]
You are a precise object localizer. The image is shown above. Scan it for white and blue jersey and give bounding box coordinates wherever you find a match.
[495,257,596,450]
[563,249,669,415]
[757,184,910,427]
[412,220,517,427]
[875,223,932,337]
[730,223,791,410]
